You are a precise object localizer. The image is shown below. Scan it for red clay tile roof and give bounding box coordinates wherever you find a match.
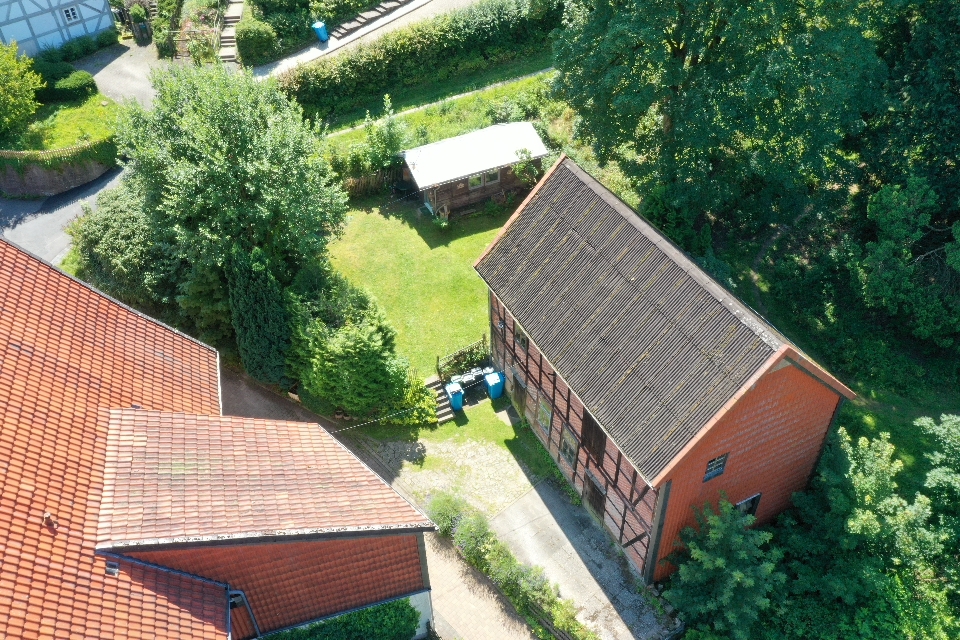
[98,411,433,549]
[0,239,226,639]
[131,536,427,636]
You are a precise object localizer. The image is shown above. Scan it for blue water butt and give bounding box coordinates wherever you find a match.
[445,382,464,411]
[312,21,329,42]
[484,371,504,399]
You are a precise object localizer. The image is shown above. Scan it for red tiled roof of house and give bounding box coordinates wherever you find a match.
[97,411,433,550]
[0,239,226,639]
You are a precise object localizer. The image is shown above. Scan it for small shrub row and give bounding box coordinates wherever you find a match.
[36,28,119,63]
[267,597,420,640]
[427,492,599,640]
[0,136,118,173]
[278,0,563,120]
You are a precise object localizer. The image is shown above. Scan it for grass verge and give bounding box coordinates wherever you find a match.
[0,94,118,151]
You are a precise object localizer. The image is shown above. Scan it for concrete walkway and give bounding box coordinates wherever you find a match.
[492,483,669,640]
[218,365,536,640]
[253,0,477,77]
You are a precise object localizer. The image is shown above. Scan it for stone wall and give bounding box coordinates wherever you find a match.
[0,158,112,197]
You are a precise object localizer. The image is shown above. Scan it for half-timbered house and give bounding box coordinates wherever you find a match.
[475,156,855,582]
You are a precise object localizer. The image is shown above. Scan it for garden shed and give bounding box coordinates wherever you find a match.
[402,122,549,218]
[475,156,856,583]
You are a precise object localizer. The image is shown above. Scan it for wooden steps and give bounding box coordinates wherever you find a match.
[426,376,455,424]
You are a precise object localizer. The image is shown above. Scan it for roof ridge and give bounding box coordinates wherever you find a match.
[0,237,218,355]
[558,159,788,351]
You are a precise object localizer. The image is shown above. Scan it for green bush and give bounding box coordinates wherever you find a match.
[426,492,469,537]
[278,0,563,120]
[268,597,420,640]
[96,27,120,48]
[0,42,43,138]
[129,3,148,22]
[236,17,280,65]
[50,71,98,101]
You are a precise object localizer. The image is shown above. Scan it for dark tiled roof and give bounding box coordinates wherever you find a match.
[475,158,789,481]
[97,411,433,549]
[0,239,226,639]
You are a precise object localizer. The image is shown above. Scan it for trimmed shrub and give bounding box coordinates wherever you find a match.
[51,71,98,101]
[96,27,121,48]
[268,597,420,640]
[426,492,469,536]
[278,0,562,119]
[129,3,148,22]
[236,17,280,66]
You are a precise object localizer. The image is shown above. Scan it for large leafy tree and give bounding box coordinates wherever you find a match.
[112,64,348,344]
[0,42,43,138]
[553,0,881,243]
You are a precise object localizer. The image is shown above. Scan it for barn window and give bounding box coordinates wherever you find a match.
[63,6,80,22]
[515,327,529,351]
[484,169,500,185]
[736,493,762,517]
[468,175,483,189]
[581,410,606,461]
[537,397,552,437]
[703,453,729,482]
[560,424,578,468]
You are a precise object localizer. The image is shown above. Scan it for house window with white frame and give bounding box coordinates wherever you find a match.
[63,6,80,22]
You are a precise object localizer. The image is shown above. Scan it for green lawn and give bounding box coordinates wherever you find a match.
[0,94,118,151]
[329,198,509,375]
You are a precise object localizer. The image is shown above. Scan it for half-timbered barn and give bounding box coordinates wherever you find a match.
[474,156,855,583]
[0,0,114,56]
[402,122,549,219]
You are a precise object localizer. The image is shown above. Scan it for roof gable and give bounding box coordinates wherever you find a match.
[475,158,848,481]
[97,411,432,550]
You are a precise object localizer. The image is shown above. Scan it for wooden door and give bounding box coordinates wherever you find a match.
[584,474,606,522]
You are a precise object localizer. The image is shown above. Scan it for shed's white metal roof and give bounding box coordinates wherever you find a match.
[402,122,550,189]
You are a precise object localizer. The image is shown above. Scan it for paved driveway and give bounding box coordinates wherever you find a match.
[492,483,671,640]
[74,40,168,107]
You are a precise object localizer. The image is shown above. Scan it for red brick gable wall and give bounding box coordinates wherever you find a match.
[127,535,426,635]
[652,360,842,581]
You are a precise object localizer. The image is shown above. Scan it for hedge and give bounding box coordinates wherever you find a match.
[37,28,119,63]
[236,16,280,66]
[277,0,562,119]
[0,136,118,174]
[265,597,420,640]
[49,71,98,102]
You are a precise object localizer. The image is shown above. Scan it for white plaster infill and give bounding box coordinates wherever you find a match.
[252,0,435,78]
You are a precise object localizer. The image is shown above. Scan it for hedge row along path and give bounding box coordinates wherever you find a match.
[252,0,478,77]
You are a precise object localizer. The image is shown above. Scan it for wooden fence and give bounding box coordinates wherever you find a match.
[344,166,402,197]
[437,336,489,382]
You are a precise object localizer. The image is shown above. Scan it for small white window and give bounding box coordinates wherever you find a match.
[484,169,500,185]
[63,6,80,22]
[468,175,483,189]
[703,453,728,482]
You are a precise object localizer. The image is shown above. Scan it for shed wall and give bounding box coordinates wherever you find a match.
[653,360,842,581]
[424,162,539,216]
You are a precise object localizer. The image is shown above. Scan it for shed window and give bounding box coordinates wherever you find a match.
[468,175,483,189]
[560,423,578,468]
[515,327,529,351]
[581,410,606,461]
[537,397,552,437]
[736,493,762,517]
[703,453,729,482]
[484,170,500,185]
[63,6,80,22]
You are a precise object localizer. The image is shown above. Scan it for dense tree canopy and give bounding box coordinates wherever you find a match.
[110,64,348,344]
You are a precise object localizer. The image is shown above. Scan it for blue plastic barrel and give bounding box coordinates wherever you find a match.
[484,371,504,399]
[445,382,464,411]
[312,21,329,42]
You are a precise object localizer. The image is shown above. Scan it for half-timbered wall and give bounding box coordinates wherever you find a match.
[489,292,659,576]
[0,0,114,56]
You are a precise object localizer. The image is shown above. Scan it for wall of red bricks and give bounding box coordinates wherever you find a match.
[652,361,842,581]
[129,534,425,636]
